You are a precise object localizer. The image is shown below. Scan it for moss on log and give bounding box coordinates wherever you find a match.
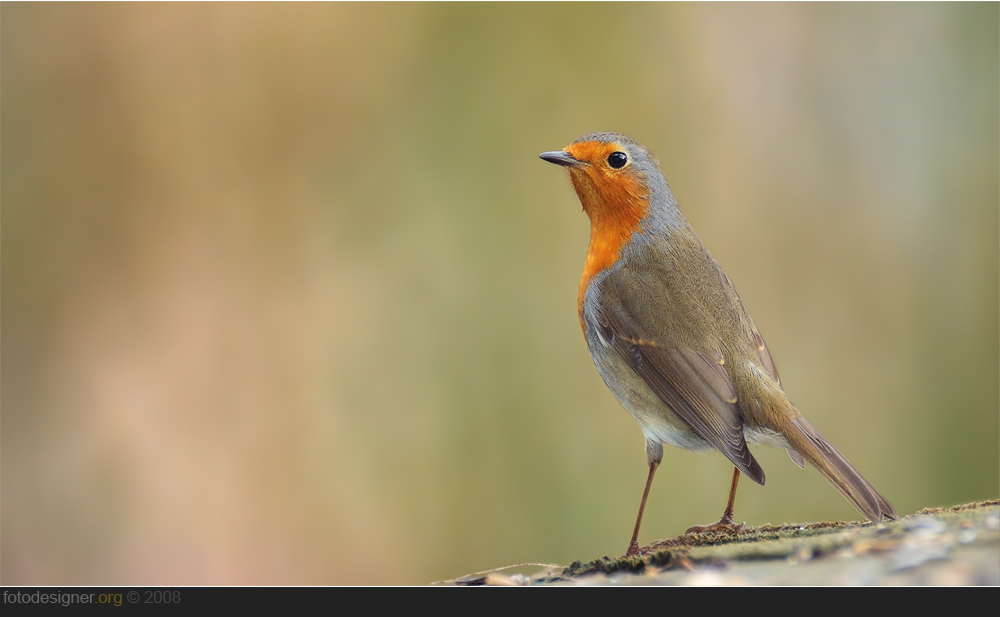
[443,500,999,586]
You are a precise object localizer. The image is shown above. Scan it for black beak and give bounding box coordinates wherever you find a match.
[539,151,583,168]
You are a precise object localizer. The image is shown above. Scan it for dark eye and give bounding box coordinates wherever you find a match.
[607,151,628,169]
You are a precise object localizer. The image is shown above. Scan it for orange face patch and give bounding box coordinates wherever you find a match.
[563,141,651,326]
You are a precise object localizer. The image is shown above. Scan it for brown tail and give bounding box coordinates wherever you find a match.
[782,409,898,523]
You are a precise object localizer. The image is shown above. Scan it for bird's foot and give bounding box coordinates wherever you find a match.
[685,514,745,536]
[625,540,641,557]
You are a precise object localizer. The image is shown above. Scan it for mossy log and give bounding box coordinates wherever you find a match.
[443,501,999,586]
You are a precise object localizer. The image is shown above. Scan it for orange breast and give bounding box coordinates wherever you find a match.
[564,141,651,328]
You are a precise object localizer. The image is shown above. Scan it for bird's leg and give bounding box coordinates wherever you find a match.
[685,467,745,535]
[719,465,741,523]
[626,458,660,557]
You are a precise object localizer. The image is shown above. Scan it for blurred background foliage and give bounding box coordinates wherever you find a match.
[2,3,997,584]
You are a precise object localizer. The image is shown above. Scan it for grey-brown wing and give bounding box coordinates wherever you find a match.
[595,302,766,486]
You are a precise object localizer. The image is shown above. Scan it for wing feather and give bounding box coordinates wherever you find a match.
[596,304,766,485]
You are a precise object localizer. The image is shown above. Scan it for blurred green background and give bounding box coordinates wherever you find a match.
[2,3,997,585]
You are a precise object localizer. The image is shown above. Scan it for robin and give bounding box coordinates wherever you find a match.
[540,132,897,556]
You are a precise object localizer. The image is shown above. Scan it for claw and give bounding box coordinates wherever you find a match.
[685,514,745,536]
[626,541,641,557]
